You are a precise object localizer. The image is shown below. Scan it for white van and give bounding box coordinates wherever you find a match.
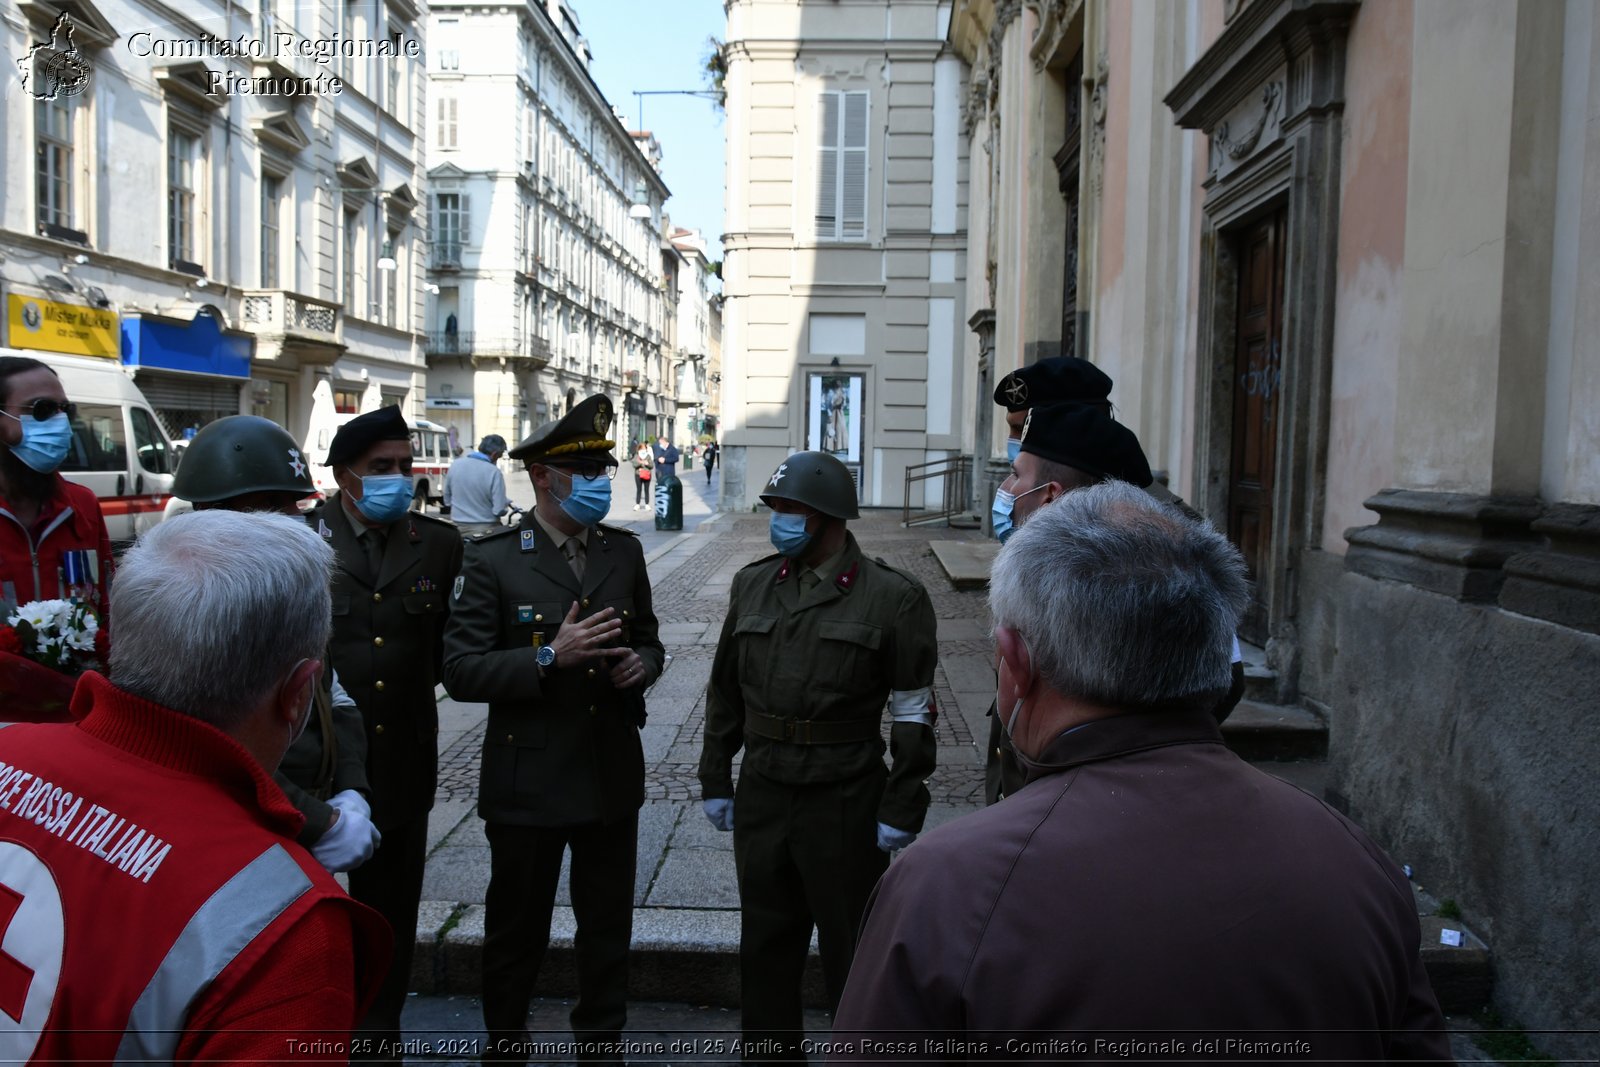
[4,349,183,546]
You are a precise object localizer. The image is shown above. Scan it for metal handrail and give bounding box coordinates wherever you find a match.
[902,454,973,527]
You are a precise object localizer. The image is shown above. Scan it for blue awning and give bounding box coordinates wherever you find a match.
[120,309,252,379]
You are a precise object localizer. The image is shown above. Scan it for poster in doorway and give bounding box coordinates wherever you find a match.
[807,372,862,463]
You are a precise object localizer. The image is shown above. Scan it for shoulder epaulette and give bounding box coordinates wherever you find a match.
[596,522,639,538]
[739,551,784,572]
[410,510,459,530]
[468,525,519,543]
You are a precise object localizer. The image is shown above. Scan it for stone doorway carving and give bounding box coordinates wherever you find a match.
[1166,0,1356,696]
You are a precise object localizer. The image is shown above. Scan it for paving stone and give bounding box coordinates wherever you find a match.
[645,848,741,909]
[422,845,491,905]
[411,900,462,995]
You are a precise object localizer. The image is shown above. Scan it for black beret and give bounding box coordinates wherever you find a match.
[509,393,619,466]
[1020,402,1153,488]
[327,405,411,467]
[993,356,1114,412]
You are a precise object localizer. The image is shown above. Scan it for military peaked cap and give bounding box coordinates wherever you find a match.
[1020,402,1153,487]
[509,393,618,466]
[993,356,1114,412]
[327,405,411,466]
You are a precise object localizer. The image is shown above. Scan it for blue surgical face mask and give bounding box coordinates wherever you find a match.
[1006,438,1022,463]
[2,411,73,473]
[555,470,612,528]
[354,474,413,524]
[991,481,1049,543]
[769,511,813,557]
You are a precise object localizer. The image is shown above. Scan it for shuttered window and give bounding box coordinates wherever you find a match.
[816,91,868,241]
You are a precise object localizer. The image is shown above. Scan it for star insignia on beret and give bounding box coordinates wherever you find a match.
[769,463,788,487]
[1005,377,1029,406]
[287,448,306,478]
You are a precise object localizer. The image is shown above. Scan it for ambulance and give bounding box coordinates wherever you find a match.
[3,348,183,547]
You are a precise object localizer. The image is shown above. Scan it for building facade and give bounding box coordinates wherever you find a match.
[719,0,969,510]
[951,0,1600,1048]
[1,0,429,444]
[667,226,716,445]
[422,0,669,455]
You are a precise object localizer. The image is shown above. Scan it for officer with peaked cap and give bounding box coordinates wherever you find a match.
[304,404,463,1062]
[985,402,1246,801]
[443,394,664,1064]
[699,450,937,1062]
[174,415,380,875]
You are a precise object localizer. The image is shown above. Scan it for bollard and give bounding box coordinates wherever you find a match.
[654,474,683,531]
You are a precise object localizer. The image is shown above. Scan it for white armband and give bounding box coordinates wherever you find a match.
[889,687,935,727]
[330,668,357,709]
[1230,635,1243,664]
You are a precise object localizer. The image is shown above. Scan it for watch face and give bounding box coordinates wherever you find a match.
[537,645,556,667]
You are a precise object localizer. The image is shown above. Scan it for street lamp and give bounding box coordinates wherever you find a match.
[628,180,652,220]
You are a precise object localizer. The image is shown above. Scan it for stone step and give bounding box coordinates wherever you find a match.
[1221,699,1328,762]
[1236,640,1279,702]
[929,539,999,591]
[1410,885,1495,1014]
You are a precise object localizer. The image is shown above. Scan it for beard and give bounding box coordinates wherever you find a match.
[0,445,59,507]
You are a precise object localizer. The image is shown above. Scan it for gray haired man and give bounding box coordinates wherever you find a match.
[834,482,1451,1060]
[0,511,389,1062]
[445,434,512,534]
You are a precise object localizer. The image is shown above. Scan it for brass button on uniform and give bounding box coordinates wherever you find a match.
[588,704,597,714]
[623,609,632,618]
[535,613,544,622]
[587,668,597,678]
[582,598,591,608]
[375,724,385,735]
[506,734,514,743]
[373,636,384,648]
[373,592,383,603]
[374,680,385,692]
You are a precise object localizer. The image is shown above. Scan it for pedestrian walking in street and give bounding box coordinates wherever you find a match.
[0,356,113,624]
[702,438,719,485]
[0,509,390,1064]
[699,450,938,1062]
[442,394,665,1065]
[834,482,1452,1062]
[445,434,511,535]
[632,440,654,510]
[172,414,381,874]
[305,405,463,1062]
[653,435,680,482]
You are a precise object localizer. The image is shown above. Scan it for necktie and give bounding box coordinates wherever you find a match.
[799,569,821,593]
[363,528,386,575]
[563,536,586,581]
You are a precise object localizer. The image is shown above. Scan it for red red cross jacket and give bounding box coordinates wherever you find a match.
[0,672,392,1064]
[0,475,114,616]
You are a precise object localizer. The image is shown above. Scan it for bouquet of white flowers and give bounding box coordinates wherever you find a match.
[2,598,104,674]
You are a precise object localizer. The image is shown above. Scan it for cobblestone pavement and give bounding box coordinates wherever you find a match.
[438,513,996,809]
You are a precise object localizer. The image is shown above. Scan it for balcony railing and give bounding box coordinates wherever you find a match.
[240,289,341,341]
[426,332,552,367]
[431,243,462,269]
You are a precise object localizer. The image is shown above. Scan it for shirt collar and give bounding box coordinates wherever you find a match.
[1025,706,1225,783]
[533,508,586,549]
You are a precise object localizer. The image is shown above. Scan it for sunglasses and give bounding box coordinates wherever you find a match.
[1,398,77,423]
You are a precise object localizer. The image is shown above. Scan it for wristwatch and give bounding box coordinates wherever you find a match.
[536,644,557,671]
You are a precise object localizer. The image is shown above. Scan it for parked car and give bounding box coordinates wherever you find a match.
[6,348,183,549]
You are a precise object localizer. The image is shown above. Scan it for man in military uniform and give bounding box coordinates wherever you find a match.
[305,405,464,1061]
[172,414,380,874]
[442,394,664,1065]
[985,402,1247,800]
[698,451,938,1061]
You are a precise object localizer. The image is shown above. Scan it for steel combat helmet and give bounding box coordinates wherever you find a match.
[171,415,315,503]
[758,450,860,520]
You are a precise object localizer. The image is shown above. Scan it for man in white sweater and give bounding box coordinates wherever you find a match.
[444,434,510,533]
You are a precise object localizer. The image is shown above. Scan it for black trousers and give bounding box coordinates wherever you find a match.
[733,766,888,1061]
[349,815,429,1061]
[635,475,649,504]
[481,815,638,1062]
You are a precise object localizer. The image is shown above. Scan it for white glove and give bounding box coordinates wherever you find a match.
[876,822,917,853]
[703,798,734,832]
[311,790,381,872]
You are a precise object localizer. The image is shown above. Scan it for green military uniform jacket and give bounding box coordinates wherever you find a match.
[442,516,665,827]
[307,495,463,832]
[276,666,370,845]
[699,532,939,832]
